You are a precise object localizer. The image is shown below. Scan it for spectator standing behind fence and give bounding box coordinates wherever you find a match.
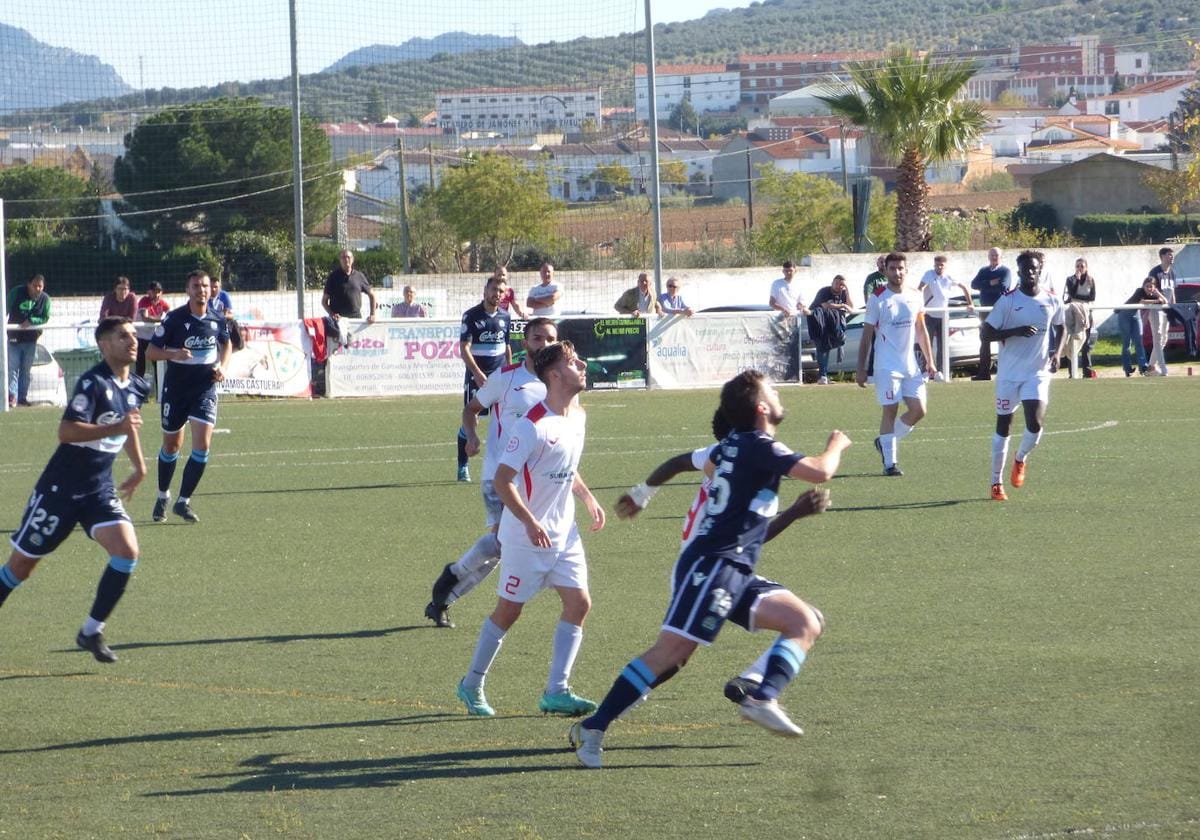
[1062,258,1097,378]
[614,273,663,317]
[1146,247,1176,376]
[770,261,809,382]
[526,262,561,317]
[1120,278,1165,377]
[322,250,376,349]
[918,256,975,380]
[969,248,1015,381]
[489,267,526,320]
[99,276,137,321]
[135,282,171,381]
[863,255,888,301]
[658,278,694,317]
[808,275,854,385]
[391,285,428,318]
[6,274,51,408]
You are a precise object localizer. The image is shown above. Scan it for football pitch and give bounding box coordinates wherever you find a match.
[0,378,1197,839]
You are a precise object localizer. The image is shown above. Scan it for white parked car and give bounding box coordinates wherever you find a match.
[827,301,985,374]
[27,344,68,407]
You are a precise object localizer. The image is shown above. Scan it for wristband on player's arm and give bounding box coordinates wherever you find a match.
[628,482,659,509]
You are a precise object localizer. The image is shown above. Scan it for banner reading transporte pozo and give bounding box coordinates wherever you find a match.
[217,321,313,398]
[646,313,792,389]
[327,320,464,396]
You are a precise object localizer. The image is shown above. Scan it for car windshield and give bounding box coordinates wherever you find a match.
[1175,285,1200,304]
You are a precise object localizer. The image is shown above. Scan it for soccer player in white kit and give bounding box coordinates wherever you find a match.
[855,252,936,476]
[980,250,1066,501]
[425,318,559,628]
[456,341,605,718]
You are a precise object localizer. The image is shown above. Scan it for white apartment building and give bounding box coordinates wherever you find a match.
[634,63,741,120]
[435,86,601,135]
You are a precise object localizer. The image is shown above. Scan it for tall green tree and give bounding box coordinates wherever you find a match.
[113,98,341,244]
[818,49,987,251]
[0,165,95,241]
[592,163,632,196]
[432,153,560,269]
[752,168,851,258]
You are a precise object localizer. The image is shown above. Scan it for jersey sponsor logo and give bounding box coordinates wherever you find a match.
[184,334,217,350]
[477,330,506,343]
[547,437,559,446]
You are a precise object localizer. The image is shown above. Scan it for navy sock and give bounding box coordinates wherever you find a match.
[457,428,468,468]
[89,557,137,623]
[753,638,806,701]
[0,564,22,609]
[179,450,209,499]
[157,448,179,494]
[583,657,656,732]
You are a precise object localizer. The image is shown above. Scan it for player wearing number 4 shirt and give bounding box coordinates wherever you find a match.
[147,270,231,524]
[0,317,150,663]
[981,250,1065,501]
[855,252,936,477]
[456,341,605,719]
[424,317,559,628]
[570,370,851,769]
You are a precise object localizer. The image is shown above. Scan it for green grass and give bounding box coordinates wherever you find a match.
[1,378,1198,839]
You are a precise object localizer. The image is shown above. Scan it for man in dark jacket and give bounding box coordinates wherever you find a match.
[6,274,51,407]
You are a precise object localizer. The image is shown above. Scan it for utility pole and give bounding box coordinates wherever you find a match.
[643,0,665,293]
[287,0,306,318]
[745,145,754,229]
[839,121,849,195]
[397,138,411,273]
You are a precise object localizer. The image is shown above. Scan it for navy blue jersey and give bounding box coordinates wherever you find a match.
[40,362,150,494]
[686,430,804,567]
[151,303,229,394]
[460,303,511,361]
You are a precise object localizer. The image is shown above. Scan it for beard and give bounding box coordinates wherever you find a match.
[768,406,786,425]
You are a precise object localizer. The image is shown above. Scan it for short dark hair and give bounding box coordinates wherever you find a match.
[1160,247,1174,257]
[782,260,794,270]
[711,408,733,441]
[525,317,557,337]
[148,281,163,293]
[719,369,766,433]
[885,252,906,268]
[1016,250,1044,272]
[95,316,132,343]
[114,275,131,289]
[532,340,576,382]
[187,269,210,285]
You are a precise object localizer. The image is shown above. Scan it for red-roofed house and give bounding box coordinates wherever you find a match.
[712,127,866,201]
[1085,77,1194,122]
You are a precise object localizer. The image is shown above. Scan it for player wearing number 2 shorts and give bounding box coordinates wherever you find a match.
[980,249,1066,501]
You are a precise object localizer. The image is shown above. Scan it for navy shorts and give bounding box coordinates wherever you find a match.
[10,483,130,558]
[161,381,218,431]
[662,553,785,645]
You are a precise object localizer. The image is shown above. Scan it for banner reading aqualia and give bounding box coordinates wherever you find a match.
[326,320,464,396]
[646,313,792,389]
[217,321,313,398]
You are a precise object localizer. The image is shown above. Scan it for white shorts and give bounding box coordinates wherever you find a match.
[995,373,1051,414]
[875,370,926,406]
[497,537,587,603]
[480,479,503,528]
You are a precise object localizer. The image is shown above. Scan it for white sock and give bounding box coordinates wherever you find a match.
[741,648,772,683]
[991,433,1010,484]
[463,618,506,690]
[177,496,190,505]
[157,490,170,500]
[880,433,897,467]
[546,620,584,695]
[447,534,502,604]
[1016,429,1043,463]
[893,418,914,441]
[81,617,105,636]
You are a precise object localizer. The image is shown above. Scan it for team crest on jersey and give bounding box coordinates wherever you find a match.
[105,388,113,401]
[506,435,520,452]
[71,393,90,413]
[153,324,165,337]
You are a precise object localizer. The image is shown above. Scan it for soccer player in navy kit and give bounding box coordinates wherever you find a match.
[147,270,231,523]
[0,317,150,663]
[571,370,851,768]
[455,274,513,482]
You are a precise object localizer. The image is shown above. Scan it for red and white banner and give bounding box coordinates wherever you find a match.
[217,321,313,398]
[326,320,464,396]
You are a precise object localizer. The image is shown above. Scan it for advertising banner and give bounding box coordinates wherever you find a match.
[217,321,313,398]
[524,317,648,391]
[646,313,793,389]
[326,320,464,396]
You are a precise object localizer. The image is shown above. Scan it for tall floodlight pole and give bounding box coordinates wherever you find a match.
[643,0,665,295]
[0,200,9,414]
[288,0,307,319]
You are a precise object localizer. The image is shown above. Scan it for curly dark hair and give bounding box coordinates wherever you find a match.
[719,369,766,432]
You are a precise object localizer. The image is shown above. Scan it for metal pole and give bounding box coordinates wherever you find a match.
[397,137,411,273]
[288,0,307,319]
[745,147,754,228]
[839,121,849,195]
[643,0,665,294]
[0,200,9,414]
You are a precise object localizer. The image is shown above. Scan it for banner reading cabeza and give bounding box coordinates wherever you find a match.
[327,320,463,396]
[217,321,312,398]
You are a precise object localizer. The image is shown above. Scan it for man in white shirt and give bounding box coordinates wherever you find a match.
[980,250,1066,501]
[768,261,809,381]
[456,341,605,718]
[526,261,561,317]
[855,252,936,476]
[918,255,975,379]
[425,318,559,628]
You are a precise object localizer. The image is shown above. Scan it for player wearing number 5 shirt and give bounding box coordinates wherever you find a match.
[455,341,605,719]
[147,270,231,524]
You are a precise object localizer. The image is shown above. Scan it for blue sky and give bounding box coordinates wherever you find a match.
[3,0,754,89]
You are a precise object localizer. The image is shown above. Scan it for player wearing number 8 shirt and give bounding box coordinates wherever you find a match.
[455,341,606,719]
[147,270,231,524]
[570,370,851,768]
[0,317,150,663]
[980,249,1065,501]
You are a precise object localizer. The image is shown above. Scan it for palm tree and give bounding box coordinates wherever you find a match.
[818,49,987,251]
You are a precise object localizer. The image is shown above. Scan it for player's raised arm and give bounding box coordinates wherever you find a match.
[787,430,852,484]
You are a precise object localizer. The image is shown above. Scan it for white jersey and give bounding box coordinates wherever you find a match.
[986,288,1065,380]
[527,283,560,316]
[680,445,716,552]
[497,401,586,551]
[919,270,959,311]
[769,277,802,314]
[474,361,546,481]
[865,286,924,377]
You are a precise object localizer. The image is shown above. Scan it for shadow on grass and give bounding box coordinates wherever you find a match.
[213,481,474,497]
[51,625,425,656]
[144,743,758,794]
[829,498,979,511]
